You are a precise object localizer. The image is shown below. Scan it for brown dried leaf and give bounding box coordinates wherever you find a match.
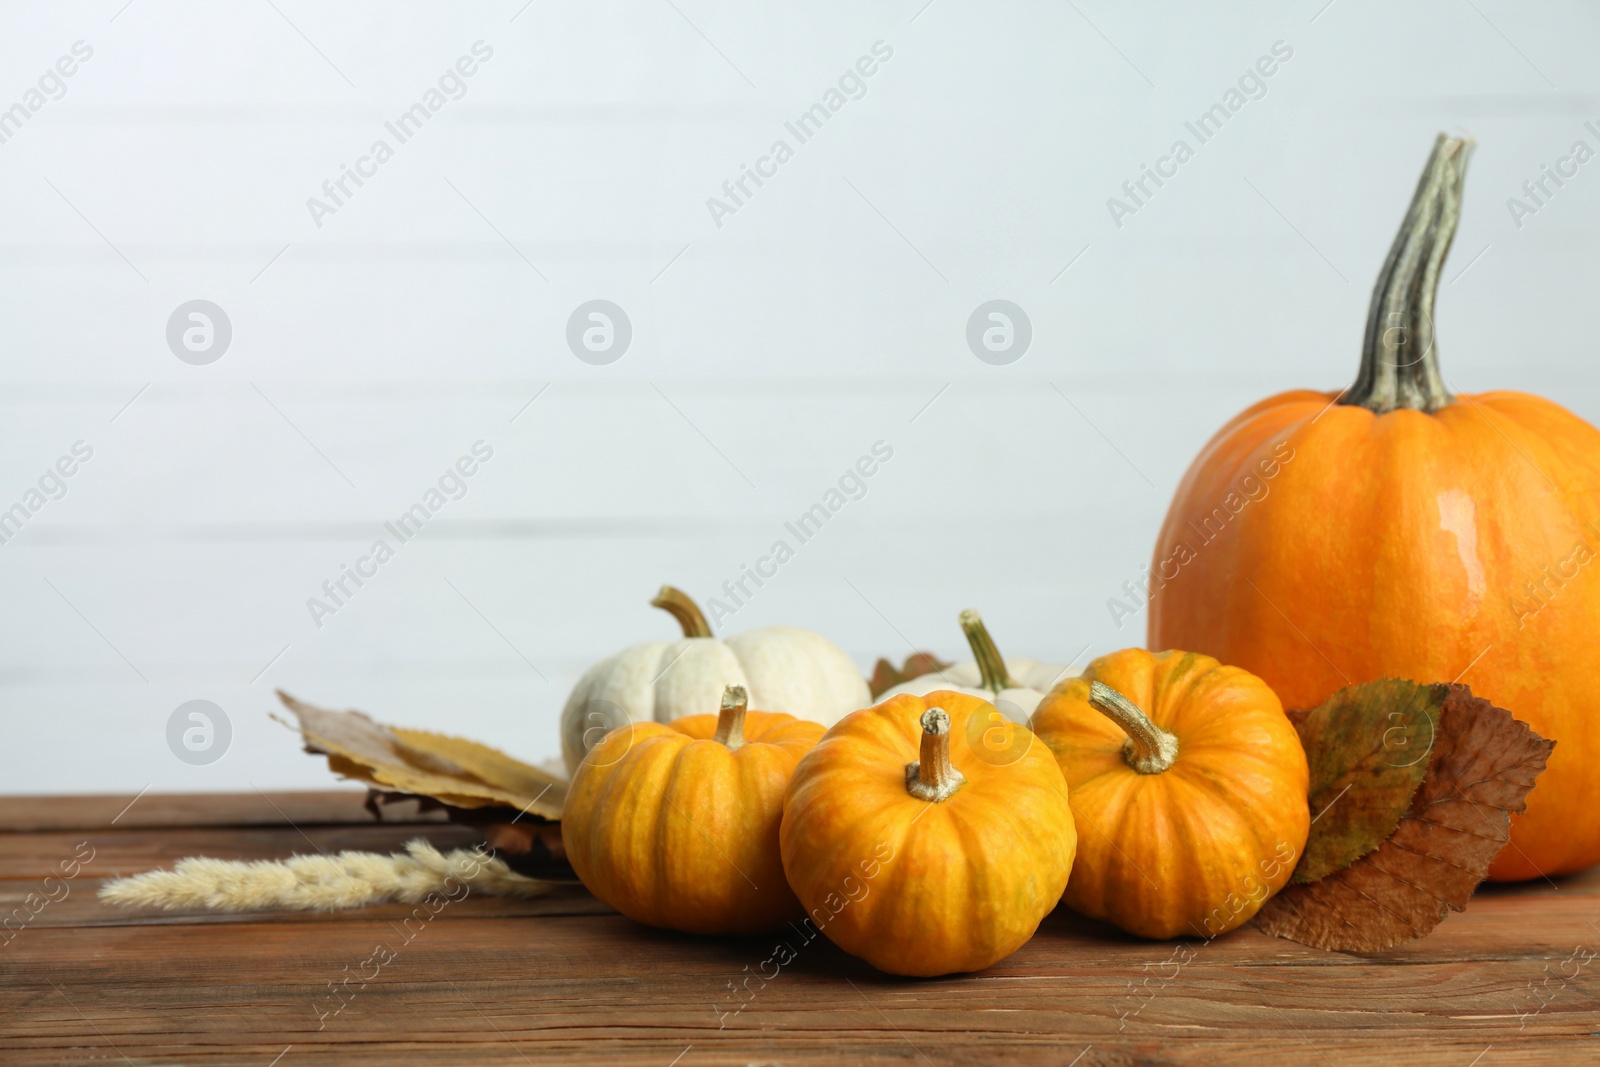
[868,651,950,699]
[275,690,566,819]
[1257,685,1553,952]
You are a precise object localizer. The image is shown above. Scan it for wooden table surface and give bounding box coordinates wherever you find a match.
[2,791,1596,1065]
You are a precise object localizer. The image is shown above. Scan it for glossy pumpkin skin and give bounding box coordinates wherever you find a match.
[1146,391,1600,881]
[780,691,1076,977]
[563,709,824,934]
[1031,648,1309,940]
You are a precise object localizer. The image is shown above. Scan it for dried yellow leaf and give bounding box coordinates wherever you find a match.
[276,690,566,819]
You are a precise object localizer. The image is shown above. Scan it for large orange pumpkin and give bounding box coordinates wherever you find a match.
[1031,648,1308,939]
[780,691,1075,976]
[1147,134,1600,880]
[563,685,824,934]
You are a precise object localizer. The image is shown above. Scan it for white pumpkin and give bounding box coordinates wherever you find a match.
[560,586,870,775]
[878,609,1076,724]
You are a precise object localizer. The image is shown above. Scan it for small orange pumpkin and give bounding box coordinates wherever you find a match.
[563,685,823,934]
[780,691,1075,976]
[1031,648,1309,939]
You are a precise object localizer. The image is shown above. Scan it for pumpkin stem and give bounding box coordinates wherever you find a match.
[1344,133,1472,415]
[713,685,748,749]
[959,609,1018,695]
[651,585,714,638]
[1087,681,1179,775]
[905,707,966,802]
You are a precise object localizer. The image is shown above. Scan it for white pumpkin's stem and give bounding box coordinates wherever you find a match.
[1087,681,1179,775]
[959,609,1019,695]
[714,685,747,749]
[905,707,965,802]
[651,585,714,638]
[1345,133,1470,415]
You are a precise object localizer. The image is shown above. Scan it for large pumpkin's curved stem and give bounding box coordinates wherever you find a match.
[1087,681,1179,775]
[714,685,747,749]
[959,609,1019,695]
[905,707,966,802]
[1344,133,1472,415]
[651,585,714,638]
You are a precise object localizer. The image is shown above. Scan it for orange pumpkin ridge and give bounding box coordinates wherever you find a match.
[1031,648,1310,940]
[562,685,824,935]
[1147,134,1600,880]
[780,691,1076,977]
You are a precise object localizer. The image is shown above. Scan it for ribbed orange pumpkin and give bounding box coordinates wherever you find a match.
[1146,135,1600,881]
[1031,648,1309,939]
[563,685,823,934]
[780,691,1075,977]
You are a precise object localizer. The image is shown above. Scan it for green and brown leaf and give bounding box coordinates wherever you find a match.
[1258,683,1553,953]
[1290,679,1443,884]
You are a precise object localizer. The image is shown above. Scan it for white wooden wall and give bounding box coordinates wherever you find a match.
[3,0,1597,794]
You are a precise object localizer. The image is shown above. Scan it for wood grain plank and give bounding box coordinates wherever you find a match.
[3,905,1596,1065]
[0,790,443,831]
[4,795,1597,1064]
[0,825,486,880]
